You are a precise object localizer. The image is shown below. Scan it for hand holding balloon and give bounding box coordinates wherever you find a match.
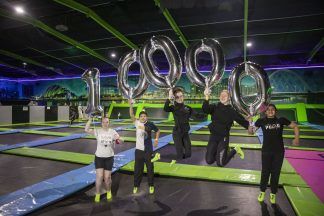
[168,88,174,100]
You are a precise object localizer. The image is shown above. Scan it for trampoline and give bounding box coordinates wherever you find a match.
[0,154,82,196]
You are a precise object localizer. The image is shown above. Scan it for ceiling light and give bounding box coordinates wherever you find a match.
[246,42,252,47]
[14,6,25,14]
[111,53,116,58]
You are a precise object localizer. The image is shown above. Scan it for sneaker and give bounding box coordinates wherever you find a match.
[235,146,245,160]
[170,160,177,166]
[258,192,265,202]
[94,194,100,203]
[106,191,112,200]
[151,153,161,162]
[270,193,276,204]
[133,187,138,194]
[149,186,154,194]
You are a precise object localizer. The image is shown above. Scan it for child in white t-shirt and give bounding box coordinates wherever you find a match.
[129,100,160,194]
[85,117,120,202]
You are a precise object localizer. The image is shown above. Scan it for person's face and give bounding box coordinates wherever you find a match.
[139,114,148,123]
[219,91,229,105]
[175,91,184,103]
[101,118,110,128]
[265,106,276,118]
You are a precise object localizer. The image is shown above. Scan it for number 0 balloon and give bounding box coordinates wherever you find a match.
[117,50,150,99]
[228,62,271,116]
[185,38,225,88]
[140,35,182,89]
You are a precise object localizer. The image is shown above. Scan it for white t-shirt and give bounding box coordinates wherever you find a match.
[94,128,118,157]
[135,120,146,151]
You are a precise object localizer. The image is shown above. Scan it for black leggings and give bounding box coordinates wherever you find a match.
[134,149,154,187]
[205,134,236,167]
[172,132,191,159]
[260,151,284,194]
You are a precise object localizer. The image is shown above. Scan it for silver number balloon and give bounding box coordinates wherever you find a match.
[117,50,150,99]
[185,38,225,88]
[81,68,103,116]
[228,62,271,116]
[140,35,182,89]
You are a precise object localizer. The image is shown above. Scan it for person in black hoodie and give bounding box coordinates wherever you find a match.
[203,89,251,167]
[164,87,204,160]
[249,104,299,204]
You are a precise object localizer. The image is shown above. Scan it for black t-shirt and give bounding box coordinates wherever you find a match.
[255,117,291,152]
[144,121,159,152]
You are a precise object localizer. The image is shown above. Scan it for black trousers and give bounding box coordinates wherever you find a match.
[205,134,236,167]
[134,149,154,187]
[260,151,284,193]
[172,131,191,159]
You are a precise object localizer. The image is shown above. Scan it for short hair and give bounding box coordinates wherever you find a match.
[173,87,184,95]
[139,111,148,117]
[267,104,277,111]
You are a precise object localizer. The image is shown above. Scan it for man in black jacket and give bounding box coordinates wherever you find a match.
[203,89,251,167]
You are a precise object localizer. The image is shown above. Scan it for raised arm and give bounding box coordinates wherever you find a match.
[85,118,95,135]
[164,89,174,112]
[289,122,299,146]
[129,99,136,122]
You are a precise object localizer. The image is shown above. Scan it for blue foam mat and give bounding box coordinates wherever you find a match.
[0,121,208,215]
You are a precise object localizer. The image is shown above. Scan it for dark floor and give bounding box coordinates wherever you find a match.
[30,172,296,216]
[0,154,82,195]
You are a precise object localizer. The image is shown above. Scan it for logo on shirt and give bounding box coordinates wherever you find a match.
[265,124,280,130]
[100,135,113,147]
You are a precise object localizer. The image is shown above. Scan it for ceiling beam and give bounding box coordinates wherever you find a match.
[243,0,248,62]
[0,49,63,75]
[53,0,139,50]
[153,0,189,48]
[0,8,117,68]
[28,47,85,70]
[306,37,324,64]
[0,60,37,76]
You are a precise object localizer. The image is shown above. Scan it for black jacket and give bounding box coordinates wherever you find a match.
[202,100,249,137]
[164,99,193,133]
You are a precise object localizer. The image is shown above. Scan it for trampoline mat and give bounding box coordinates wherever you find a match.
[0,154,82,195]
[38,139,135,155]
[190,134,261,144]
[0,133,57,145]
[30,172,296,216]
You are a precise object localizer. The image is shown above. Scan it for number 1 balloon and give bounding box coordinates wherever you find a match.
[117,50,150,100]
[81,68,103,116]
[140,35,182,89]
[228,62,271,116]
[185,38,225,89]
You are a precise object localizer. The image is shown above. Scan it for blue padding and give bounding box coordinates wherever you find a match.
[0,121,209,215]
[0,129,20,135]
[0,133,87,152]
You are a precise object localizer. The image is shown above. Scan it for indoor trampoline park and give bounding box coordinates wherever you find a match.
[0,1,323,216]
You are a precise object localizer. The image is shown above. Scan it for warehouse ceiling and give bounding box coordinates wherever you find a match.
[0,0,323,79]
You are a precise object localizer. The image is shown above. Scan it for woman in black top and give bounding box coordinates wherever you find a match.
[249,104,299,204]
[203,89,250,167]
[164,88,199,160]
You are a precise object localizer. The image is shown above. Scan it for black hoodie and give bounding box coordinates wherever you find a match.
[202,100,249,137]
